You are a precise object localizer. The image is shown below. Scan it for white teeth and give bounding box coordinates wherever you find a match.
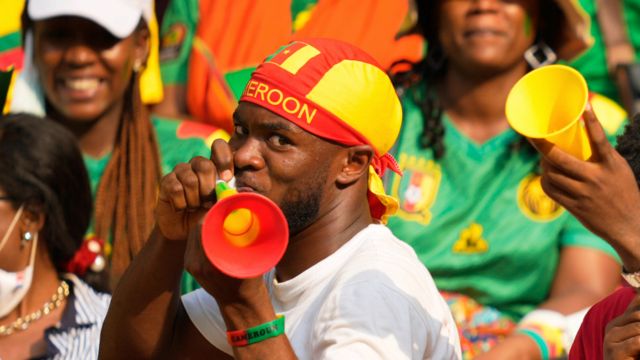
[65,78,99,91]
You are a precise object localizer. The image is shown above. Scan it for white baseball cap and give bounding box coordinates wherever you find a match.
[27,0,153,39]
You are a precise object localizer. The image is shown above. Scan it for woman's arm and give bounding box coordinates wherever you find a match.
[476,246,619,360]
[543,247,619,313]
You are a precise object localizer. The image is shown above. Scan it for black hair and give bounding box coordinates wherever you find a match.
[616,114,640,188]
[0,113,92,275]
[391,0,565,159]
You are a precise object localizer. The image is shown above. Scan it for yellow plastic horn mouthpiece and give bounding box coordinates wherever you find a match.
[215,181,260,247]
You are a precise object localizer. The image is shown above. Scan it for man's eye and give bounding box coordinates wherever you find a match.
[269,134,291,147]
[234,125,247,136]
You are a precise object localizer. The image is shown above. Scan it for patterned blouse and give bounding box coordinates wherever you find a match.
[41,274,110,359]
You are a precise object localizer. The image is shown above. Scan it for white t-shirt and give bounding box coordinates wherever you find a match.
[182,224,461,359]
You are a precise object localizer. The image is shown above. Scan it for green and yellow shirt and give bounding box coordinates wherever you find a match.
[386,86,625,321]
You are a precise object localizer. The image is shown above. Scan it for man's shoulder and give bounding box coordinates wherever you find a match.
[340,224,425,273]
[333,224,440,305]
[315,227,460,357]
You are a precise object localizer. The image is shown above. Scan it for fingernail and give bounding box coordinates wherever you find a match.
[585,102,592,111]
[221,170,232,181]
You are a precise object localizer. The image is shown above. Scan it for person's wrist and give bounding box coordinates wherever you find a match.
[214,276,266,304]
[227,315,285,347]
[221,304,277,332]
[217,281,274,329]
[610,232,640,273]
[516,329,549,360]
[481,333,541,360]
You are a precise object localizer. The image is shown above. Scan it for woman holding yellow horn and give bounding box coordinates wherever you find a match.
[388,0,628,358]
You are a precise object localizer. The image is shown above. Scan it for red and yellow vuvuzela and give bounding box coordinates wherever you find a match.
[240,38,403,223]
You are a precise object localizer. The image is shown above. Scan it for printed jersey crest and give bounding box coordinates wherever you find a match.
[160,23,187,62]
[391,153,441,224]
[517,174,564,221]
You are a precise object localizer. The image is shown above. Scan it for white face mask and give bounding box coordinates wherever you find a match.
[0,205,38,318]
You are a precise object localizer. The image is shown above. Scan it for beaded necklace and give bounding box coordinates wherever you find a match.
[0,280,70,336]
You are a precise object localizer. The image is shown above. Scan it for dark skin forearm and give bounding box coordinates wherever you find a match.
[102,138,301,358]
[603,233,640,273]
[99,228,185,359]
[478,246,619,359]
[181,221,297,359]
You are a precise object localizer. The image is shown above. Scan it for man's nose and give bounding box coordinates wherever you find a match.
[233,137,266,171]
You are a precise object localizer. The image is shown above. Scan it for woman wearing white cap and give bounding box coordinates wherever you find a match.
[14,0,227,292]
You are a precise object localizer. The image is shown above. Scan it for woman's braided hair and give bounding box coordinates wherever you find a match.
[93,64,161,291]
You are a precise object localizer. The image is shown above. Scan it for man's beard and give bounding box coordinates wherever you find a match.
[279,164,328,235]
[280,186,323,235]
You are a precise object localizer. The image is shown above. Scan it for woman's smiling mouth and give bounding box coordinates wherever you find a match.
[57,77,103,100]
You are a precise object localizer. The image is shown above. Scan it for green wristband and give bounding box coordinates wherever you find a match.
[517,328,549,360]
[226,315,285,347]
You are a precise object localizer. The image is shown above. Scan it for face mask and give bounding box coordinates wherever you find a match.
[0,205,38,318]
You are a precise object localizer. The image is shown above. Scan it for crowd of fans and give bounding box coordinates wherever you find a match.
[0,0,639,359]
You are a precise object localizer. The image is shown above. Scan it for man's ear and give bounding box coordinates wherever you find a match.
[336,145,374,185]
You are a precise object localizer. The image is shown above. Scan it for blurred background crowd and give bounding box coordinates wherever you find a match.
[0,0,638,359]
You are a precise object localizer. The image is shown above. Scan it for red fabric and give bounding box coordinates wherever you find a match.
[186,0,293,130]
[569,286,636,360]
[64,236,104,276]
[184,0,423,130]
[239,39,393,176]
[371,153,402,177]
[0,48,23,70]
[256,39,382,96]
[176,120,223,139]
[240,74,373,153]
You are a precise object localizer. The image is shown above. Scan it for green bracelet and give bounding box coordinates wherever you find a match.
[226,315,285,347]
[517,328,550,360]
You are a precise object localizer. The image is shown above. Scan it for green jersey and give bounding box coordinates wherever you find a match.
[386,87,623,321]
[83,115,228,293]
